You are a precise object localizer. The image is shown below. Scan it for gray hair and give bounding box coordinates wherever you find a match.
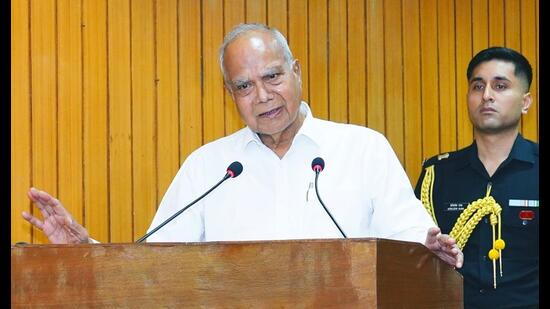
[218,23,294,80]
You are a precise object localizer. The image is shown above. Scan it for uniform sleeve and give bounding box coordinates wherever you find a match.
[414,164,427,199]
[367,134,436,244]
[145,153,206,242]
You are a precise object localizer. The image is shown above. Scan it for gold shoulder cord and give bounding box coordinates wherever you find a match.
[449,183,505,289]
[420,165,439,226]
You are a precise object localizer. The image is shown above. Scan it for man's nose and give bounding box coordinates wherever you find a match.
[256,82,272,103]
[482,87,495,102]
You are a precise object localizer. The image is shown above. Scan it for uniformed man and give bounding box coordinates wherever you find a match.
[415,47,538,309]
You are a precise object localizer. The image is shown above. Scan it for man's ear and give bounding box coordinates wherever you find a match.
[521,92,532,114]
[292,60,302,85]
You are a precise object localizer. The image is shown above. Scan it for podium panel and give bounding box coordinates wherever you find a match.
[12,238,462,308]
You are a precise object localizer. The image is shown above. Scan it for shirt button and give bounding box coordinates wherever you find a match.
[479,289,485,294]
[482,255,487,261]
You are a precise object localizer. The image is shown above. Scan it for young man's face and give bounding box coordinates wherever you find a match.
[467,60,532,134]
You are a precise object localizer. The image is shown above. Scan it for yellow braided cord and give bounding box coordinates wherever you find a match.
[454,204,493,249]
[450,195,502,250]
[420,165,439,226]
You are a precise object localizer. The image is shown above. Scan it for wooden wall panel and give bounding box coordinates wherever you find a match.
[347,0,366,127]
[178,0,202,161]
[107,0,133,242]
[520,0,538,141]
[11,0,31,243]
[223,0,246,136]
[384,0,404,163]
[131,0,157,239]
[308,0,328,119]
[11,0,540,243]
[156,0,180,210]
[202,0,224,143]
[30,0,57,244]
[437,0,457,154]
[57,0,84,237]
[82,0,109,242]
[366,0,385,134]
[419,0,439,162]
[288,0,309,103]
[328,0,348,123]
[455,0,473,150]
[403,0,423,184]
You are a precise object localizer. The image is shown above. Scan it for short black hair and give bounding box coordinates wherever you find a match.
[467,46,533,91]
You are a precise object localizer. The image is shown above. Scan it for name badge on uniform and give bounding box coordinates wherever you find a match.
[444,202,468,212]
[508,199,539,207]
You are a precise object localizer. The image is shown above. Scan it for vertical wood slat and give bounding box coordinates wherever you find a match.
[11,0,540,244]
[30,0,57,244]
[246,0,266,24]
[156,0,180,209]
[179,0,202,162]
[455,0,473,150]
[308,0,328,118]
[383,0,404,163]
[437,0,456,154]
[223,0,246,136]
[267,0,287,37]
[107,0,133,242]
[328,0,347,123]
[488,0,505,46]
[504,0,520,50]
[347,0,366,127]
[419,0,439,160]
[288,0,309,103]
[11,0,32,244]
[57,0,84,232]
[82,0,109,242]
[366,0,385,134]
[472,0,489,53]
[402,0,423,185]
[131,0,157,239]
[520,0,538,141]
[202,0,224,143]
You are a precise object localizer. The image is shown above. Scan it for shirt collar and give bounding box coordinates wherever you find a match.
[460,133,536,171]
[241,101,323,151]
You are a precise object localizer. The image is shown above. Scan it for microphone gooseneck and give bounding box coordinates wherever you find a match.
[136,161,243,243]
[311,157,347,238]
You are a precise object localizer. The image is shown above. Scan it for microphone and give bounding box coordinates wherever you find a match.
[136,161,243,243]
[311,157,347,238]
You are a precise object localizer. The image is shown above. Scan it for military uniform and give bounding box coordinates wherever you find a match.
[414,134,538,309]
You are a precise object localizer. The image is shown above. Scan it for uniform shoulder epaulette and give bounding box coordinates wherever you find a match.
[421,152,452,168]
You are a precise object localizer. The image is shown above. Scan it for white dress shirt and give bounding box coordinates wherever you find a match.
[146,102,435,244]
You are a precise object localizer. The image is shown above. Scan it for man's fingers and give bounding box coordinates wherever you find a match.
[21,211,44,230]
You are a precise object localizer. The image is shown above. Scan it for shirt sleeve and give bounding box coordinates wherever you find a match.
[366,133,436,244]
[145,153,206,242]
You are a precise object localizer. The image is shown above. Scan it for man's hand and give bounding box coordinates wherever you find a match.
[424,226,463,268]
[22,187,90,244]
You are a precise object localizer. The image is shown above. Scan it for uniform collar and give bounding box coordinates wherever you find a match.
[241,101,322,151]
[461,133,536,172]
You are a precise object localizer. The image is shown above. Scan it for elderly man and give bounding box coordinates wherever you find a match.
[23,23,462,268]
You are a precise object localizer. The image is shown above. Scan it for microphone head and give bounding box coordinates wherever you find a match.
[226,161,243,178]
[311,157,325,172]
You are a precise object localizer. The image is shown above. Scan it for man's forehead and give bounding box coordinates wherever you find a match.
[229,32,278,51]
[470,61,516,80]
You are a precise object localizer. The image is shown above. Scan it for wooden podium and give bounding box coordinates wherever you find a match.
[12,238,462,308]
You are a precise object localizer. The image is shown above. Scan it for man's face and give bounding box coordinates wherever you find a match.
[467,60,532,134]
[223,31,302,137]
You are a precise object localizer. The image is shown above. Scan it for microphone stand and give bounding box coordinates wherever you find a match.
[314,170,347,238]
[136,173,231,243]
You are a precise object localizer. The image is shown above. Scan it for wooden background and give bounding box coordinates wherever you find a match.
[11,0,539,244]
